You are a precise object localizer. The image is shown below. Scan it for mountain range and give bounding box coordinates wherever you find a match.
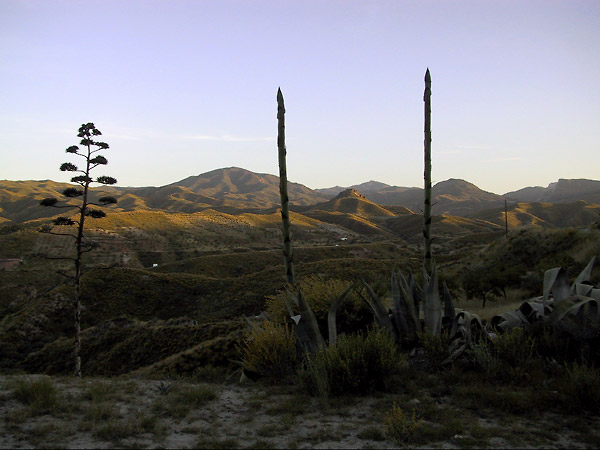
[1,167,600,232]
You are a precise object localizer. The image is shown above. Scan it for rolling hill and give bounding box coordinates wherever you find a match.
[2,169,600,228]
[504,179,600,204]
[318,179,508,216]
[473,200,600,229]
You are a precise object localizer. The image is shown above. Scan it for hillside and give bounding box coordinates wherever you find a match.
[473,201,600,228]
[505,179,600,204]
[318,179,507,216]
[4,170,600,225]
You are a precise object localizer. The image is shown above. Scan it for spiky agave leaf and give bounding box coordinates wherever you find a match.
[361,280,396,338]
[391,270,420,343]
[443,281,455,322]
[290,290,325,354]
[327,282,356,346]
[424,266,442,335]
[572,256,597,290]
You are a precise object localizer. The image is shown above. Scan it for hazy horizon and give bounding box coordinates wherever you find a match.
[2,0,599,195]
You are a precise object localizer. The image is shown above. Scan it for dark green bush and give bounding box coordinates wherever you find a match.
[299,327,407,396]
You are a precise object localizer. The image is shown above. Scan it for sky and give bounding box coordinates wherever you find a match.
[1,0,599,195]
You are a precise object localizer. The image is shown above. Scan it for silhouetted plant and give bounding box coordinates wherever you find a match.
[277,87,294,285]
[39,122,117,377]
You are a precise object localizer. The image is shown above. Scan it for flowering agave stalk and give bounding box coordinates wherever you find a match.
[277,88,295,285]
[40,122,117,377]
[423,68,433,275]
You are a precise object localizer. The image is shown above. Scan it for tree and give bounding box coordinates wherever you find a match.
[40,122,117,377]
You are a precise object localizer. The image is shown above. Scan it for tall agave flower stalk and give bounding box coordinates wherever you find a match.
[423,68,433,274]
[277,88,295,285]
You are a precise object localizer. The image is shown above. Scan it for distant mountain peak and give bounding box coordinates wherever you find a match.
[335,188,366,199]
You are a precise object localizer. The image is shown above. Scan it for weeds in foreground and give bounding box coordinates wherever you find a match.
[152,383,218,418]
[559,361,600,412]
[383,402,422,444]
[13,377,61,415]
[419,330,452,368]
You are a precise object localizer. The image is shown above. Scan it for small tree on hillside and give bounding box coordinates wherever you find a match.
[40,122,117,377]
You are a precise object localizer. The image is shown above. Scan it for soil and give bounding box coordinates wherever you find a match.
[1,374,598,449]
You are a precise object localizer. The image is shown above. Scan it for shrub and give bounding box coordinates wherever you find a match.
[383,402,422,444]
[493,327,535,368]
[13,377,59,414]
[300,327,406,396]
[468,328,535,384]
[467,338,502,381]
[559,362,600,412]
[264,276,373,336]
[419,330,452,368]
[239,321,298,382]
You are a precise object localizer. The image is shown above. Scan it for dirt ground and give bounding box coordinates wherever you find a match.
[1,374,598,449]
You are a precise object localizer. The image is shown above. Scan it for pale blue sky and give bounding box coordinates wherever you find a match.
[1,0,599,194]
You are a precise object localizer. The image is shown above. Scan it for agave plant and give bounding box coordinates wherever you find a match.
[490,256,599,339]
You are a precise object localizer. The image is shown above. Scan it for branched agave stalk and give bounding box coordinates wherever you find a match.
[40,123,117,377]
[277,87,295,285]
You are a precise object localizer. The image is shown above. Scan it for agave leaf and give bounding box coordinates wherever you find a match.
[423,266,442,335]
[449,310,484,342]
[391,271,420,342]
[360,280,395,337]
[518,299,550,323]
[327,282,356,346]
[551,295,600,339]
[591,289,600,301]
[290,290,325,354]
[572,256,596,289]
[399,270,421,334]
[575,283,594,297]
[443,281,455,320]
[391,271,410,337]
[543,267,570,305]
[491,309,529,333]
[407,269,422,313]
